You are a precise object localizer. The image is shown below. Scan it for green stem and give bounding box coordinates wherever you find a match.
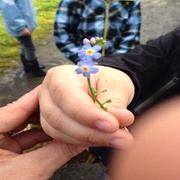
[102,2,110,56]
[87,78,107,111]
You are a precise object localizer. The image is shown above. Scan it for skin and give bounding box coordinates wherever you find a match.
[39,65,135,150]
[38,65,180,179]
[108,95,180,180]
[0,87,85,180]
[20,27,31,36]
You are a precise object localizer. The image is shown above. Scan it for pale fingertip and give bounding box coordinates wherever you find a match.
[94,120,111,132]
[109,133,134,150]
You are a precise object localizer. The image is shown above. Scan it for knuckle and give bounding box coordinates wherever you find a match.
[45,112,63,131]
[86,131,100,145]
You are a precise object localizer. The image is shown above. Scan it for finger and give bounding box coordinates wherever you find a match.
[97,66,135,109]
[14,129,52,151]
[0,129,51,153]
[39,66,134,149]
[0,142,86,179]
[0,86,40,133]
[41,111,134,150]
[39,91,120,146]
[21,141,86,179]
[108,108,135,127]
[96,66,135,127]
[40,66,134,132]
[12,111,41,133]
[39,69,120,133]
[0,134,22,153]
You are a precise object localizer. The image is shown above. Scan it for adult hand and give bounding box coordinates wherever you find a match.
[39,65,135,150]
[0,87,85,179]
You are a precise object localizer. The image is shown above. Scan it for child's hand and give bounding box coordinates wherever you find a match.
[20,27,31,36]
[39,65,135,150]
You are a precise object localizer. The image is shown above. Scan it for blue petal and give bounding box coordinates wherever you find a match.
[77,61,85,67]
[92,52,102,59]
[77,60,95,67]
[93,45,102,51]
[83,72,90,78]
[84,55,93,61]
[83,44,92,50]
[75,68,82,74]
[78,49,86,57]
[90,67,99,74]
[85,60,95,66]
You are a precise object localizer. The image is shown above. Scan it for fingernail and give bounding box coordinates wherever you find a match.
[110,138,125,149]
[94,120,111,132]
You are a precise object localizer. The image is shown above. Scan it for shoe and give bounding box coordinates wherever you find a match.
[25,59,46,77]
[20,54,45,73]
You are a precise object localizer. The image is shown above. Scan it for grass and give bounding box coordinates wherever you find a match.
[0,0,59,73]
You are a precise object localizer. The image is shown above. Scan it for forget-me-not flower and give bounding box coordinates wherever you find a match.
[78,44,102,61]
[75,37,110,111]
[75,60,99,78]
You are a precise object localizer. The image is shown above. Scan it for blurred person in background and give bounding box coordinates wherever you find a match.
[54,0,141,64]
[0,0,46,77]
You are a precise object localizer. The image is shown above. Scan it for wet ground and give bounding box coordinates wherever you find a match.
[1,0,180,179]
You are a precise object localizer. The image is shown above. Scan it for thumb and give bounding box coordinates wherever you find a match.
[97,66,135,109]
[96,66,135,127]
[21,141,86,179]
[0,87,40,133]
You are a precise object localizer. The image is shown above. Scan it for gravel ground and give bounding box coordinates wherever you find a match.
[0,0,180,179]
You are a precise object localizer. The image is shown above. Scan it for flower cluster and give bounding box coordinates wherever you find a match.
[83,37,106,47]
[75,37,111,111]
[75,44,101,78]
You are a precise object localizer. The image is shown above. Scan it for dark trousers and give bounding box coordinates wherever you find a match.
[16,35,36,61]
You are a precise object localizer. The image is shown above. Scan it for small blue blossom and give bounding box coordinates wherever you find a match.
[75,60,99,78]
[74,37,110,111]
[78,44,102,61]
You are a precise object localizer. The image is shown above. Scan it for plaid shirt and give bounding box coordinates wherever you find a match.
[54,0,141,63]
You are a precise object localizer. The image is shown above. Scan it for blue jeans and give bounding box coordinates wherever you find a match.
[16,35,36,61]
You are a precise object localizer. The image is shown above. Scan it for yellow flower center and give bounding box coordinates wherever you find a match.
[82,66,89,72]
[86,49,94,56]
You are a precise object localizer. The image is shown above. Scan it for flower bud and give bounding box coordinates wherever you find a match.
[83,38,90,45]
[90,37,96,45]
